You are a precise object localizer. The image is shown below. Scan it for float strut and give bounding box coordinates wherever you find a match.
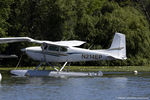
[60,62,68,71]
[47,62,59,71]
[35,62,43,70]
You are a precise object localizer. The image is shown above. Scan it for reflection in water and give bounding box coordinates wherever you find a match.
[111,77,128,88]
[0,73,150,100]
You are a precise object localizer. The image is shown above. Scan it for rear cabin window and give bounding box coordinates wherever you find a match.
[60,47,67,52]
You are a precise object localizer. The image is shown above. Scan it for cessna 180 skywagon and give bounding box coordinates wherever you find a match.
[0,32,126,77]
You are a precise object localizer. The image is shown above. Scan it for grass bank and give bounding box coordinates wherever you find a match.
[0,66,150,72]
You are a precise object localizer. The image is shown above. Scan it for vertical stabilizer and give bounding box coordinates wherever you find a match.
[109,33,127,60]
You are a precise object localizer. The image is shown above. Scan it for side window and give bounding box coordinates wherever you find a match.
[48,45,59,51]
[48,45,67,52]
[60,47,67,52]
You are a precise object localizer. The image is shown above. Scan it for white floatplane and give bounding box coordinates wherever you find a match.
[0,32,126,77]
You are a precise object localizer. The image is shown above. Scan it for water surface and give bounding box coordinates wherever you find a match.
[0,71,150,100]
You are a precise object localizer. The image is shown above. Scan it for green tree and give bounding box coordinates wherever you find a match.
[0,0,150,66]
[95,1,150,65]
[0,0,13,52]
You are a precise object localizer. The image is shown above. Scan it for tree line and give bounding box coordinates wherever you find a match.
[0,0,150,66]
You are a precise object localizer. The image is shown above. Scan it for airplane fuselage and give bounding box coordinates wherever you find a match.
[23,46,112,62]
[0,33,126,76]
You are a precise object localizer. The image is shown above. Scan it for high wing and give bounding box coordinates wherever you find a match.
[0,37,33,43]
[0,37,85,47]
[54,40,86,47]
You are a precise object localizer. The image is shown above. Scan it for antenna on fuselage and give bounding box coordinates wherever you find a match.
[88,44,94,49]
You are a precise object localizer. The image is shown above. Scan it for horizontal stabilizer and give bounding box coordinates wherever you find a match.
[108,47,124,50]
[0,54,18,58]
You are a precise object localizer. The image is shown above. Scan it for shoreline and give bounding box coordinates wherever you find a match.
[0,66,150,72]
